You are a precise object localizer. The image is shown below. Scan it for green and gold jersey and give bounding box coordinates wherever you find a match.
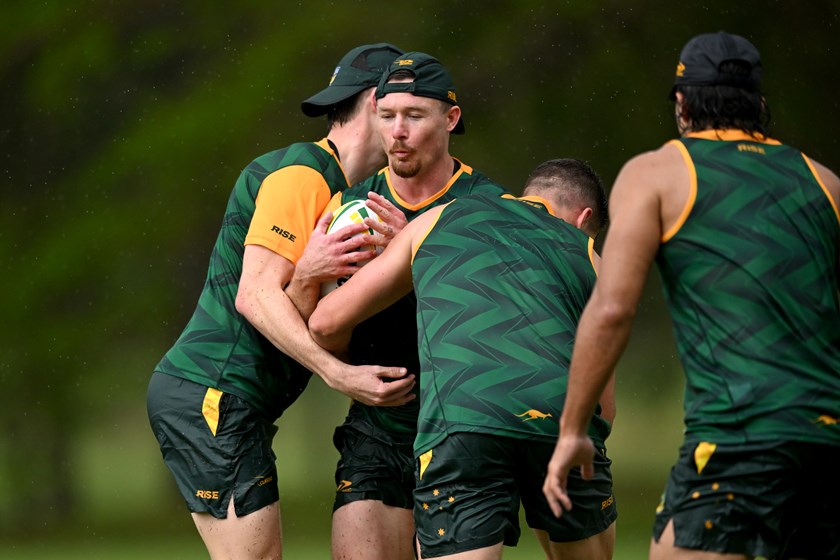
[155,140,350,420]
[658,130,840,446]
[336,160,508,437]
[412,193,607,456]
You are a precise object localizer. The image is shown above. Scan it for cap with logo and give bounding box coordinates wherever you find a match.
[375,51,465,134]
[670,31,762,99]
[301,43,404,117]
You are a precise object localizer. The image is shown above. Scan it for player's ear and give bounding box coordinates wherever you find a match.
[575,207,593,232]
[445,105,461,133]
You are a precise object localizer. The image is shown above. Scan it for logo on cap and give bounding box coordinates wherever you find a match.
[676,62,685,77]
[398,59,414,66]
[329,66,340,86]
[447,91,457,102]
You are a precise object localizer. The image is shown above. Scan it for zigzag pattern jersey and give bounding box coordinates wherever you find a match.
[338,160,508,437]
[411,193,609,456]
[658,131,840,446]
[155,140,349,420]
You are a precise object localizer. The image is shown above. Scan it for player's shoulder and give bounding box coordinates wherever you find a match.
[249,140,336,172]
[806,156,840,204]
[453,161,508,194]
[617,141,686,185]
[625,140,683,168]
[609,141,690,216]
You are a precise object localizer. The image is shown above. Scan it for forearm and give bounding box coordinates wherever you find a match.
[597,372,617,426]
[285,273,321,323]
[245,286,344,383]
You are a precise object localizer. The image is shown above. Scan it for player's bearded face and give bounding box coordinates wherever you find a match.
[378,93,449,179]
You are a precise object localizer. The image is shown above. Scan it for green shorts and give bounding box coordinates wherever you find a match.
[332,414,415,511]
[146,372,279,519]
[414,432,616,558]
[653,439,840,559]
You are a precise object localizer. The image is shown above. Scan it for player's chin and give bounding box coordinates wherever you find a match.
[390,160,419,178]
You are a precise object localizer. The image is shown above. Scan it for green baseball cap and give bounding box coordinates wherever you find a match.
[301,43,404,117]
[375,52,465,134]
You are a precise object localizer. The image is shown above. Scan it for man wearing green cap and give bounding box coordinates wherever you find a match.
[291,51,508,559]
[543,31,840,559]
[146,43,413,560]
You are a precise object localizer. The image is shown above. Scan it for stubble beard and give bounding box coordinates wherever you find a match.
[389,147,420,178]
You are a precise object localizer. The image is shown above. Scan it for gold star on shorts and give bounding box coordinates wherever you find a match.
[433,489,440,496]
[438,528,445,536]
[423,503,429,510]
[448,496,454,502]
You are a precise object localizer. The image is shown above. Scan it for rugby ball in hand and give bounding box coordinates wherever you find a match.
[320,199,384,296]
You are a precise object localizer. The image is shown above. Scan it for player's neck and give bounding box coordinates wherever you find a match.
[328,125,384,185]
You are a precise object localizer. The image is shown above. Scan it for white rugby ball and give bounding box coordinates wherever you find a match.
[320,199,384,296]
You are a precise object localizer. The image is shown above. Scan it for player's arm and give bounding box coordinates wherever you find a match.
[285,192,375,321]
[286,215,377,322]
[806,157,840,267]
[587,249,617,426]
[309,208,441,353]
[544,145,679,516]
[597,372,617,426]
[309,219,417,354]
[237,170,414,406]
[286,192,408,321]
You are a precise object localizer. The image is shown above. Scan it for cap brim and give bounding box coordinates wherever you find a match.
[301,84,368,117]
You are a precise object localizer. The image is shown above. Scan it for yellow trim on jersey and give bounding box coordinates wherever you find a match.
[386,158,474,211]
[410,205,448,265]
[662,140,698,243]
[202,388,223,436]
[587,237,597,277]
[506,194,557,217]
[802,154,840,226]
[683,129,782,145]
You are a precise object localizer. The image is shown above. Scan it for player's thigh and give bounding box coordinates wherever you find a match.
[650,519,747,560]
[414,433,521,558]
[147,372,280,519]
[534,523,615,560]
[519,439,617,550]
[332,500,414,560]
[192,497,282,560]
[418,542,504,560]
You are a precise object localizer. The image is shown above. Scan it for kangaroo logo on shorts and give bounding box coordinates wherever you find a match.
[515,409,553,422]
[815,414,838,426]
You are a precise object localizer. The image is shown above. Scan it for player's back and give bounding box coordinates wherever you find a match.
[411,193,606,455]
[337,160,508,437]
[659,131,840,445]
